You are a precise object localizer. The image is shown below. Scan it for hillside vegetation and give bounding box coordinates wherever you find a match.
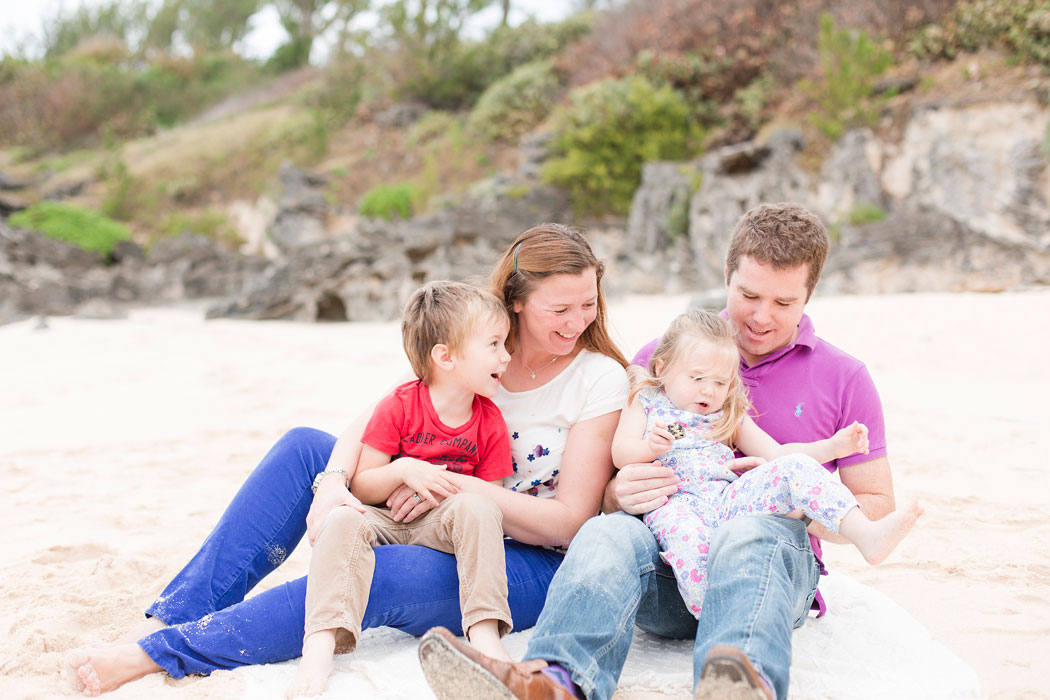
[2,0,1048,251]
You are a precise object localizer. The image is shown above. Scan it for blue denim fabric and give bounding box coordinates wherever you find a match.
[137,427,563,678]
[523,511,818,700]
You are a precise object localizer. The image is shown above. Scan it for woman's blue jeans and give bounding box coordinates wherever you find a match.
[137,427,563,678]
[523,511,819,700]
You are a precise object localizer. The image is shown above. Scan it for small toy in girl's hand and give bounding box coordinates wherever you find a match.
[668,422,687,440]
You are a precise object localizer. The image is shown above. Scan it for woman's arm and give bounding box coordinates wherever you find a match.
[305,372,415,544]
[446,410,621,547]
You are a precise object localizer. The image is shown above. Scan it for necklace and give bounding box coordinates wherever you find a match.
[520,353,559,380]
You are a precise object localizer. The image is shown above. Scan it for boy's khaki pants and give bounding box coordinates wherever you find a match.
[303,491,512,652]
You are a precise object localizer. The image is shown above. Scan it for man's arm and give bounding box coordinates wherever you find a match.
[808,455,894,542]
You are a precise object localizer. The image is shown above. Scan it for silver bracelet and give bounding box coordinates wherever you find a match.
[311,467,347,494]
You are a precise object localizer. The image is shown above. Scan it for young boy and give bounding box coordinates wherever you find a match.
[287,280,515,698]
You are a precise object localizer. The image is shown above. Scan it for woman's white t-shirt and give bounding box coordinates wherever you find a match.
[495,349,628,499]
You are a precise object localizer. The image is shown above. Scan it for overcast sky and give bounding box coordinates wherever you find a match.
[0,0,574,60]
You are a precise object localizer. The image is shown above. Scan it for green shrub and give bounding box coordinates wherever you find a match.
[846,202,888,226]
[359,182,418,220]
[9,201,131,256]
[467,59,562,142]
[389,15,591,110]
[542,76,703,215]
[800,14,893,141]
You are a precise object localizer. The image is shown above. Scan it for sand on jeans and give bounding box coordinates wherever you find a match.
[1,290,1047,700]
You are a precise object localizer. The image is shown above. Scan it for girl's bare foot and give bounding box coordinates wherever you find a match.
[844,500,924,565]
[114,617,167,645]
[63,644,160,696]
[286,630,336,698]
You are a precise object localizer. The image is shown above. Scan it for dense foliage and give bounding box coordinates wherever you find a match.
[466,59,563,142]
[543,76,703,215]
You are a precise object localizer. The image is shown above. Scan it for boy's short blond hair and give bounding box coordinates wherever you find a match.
[402,280,509,384]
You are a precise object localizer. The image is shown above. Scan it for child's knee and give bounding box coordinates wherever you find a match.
[443,492,502,526]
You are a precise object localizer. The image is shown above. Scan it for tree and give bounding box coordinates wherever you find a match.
[270,0,370,68]
[41,0,143,58]
[182,0,261,52]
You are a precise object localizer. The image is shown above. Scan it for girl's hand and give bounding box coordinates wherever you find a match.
[306,477,366,545]
[398,460,460,508]
[831,421,869,459]
[387,483,436,522]
[647,421,674,458]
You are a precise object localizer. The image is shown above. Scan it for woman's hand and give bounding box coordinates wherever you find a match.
[387,484,437,522]
[607,462,679,515]
[306,477,366,545]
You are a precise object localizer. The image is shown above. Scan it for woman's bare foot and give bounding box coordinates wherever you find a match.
[465,620,513,662]
[63,644,161,696]
[843,500,924,565]
[114,617,167,645]
[286,630,336,698]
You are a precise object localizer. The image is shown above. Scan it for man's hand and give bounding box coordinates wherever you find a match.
[387,483,438,522]
[727,455,766,475]
[831,421,869,459]
[306,477,366,545]
[647,421,674,458]
[610,462,679,515]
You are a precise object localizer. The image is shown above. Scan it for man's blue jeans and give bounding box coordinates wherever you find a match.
[524,511,819,700]
[136,427,563,678]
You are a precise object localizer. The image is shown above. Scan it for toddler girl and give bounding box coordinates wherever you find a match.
[611,309,922,618]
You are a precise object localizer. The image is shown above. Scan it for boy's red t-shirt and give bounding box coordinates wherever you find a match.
[362,380,512,481]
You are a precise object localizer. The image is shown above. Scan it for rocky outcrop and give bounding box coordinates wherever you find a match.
[624,94,1050,295]
[206,179,571,322]
[0,222,269,325]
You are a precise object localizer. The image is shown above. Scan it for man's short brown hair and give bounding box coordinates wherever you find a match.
[402,280,508,384]
[725,203,829,299]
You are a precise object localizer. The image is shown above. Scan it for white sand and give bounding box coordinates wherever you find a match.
[2,290,1048,699]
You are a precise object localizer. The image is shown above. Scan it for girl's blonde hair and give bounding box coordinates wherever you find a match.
[629,309,751,447]
[489,223,627,368]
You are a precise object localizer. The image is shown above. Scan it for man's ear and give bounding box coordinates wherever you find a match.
[430,344,455,371]
[724,265,730,288]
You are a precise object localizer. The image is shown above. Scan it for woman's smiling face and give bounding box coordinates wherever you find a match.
[512,268,599,357]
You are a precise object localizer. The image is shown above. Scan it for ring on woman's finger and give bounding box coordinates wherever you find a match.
[412,492,423,504]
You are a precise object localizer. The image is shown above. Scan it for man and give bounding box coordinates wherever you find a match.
[418,202,897,700]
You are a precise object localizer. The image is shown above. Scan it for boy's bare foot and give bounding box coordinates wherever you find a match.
[114,617,167,645]
[847,500,924,565]
[63,644,160,696]
[465,620,513,662]
[286,630,336,698]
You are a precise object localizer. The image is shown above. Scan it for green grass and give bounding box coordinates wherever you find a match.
[9,201,131,256]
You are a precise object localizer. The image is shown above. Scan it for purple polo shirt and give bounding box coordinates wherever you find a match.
[631,312,887,615]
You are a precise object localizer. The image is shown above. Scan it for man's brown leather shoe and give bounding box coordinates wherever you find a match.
[694,644,774,700]
[418,626,577,700]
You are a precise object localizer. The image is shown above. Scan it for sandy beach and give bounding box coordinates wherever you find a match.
[2,290,1048,700]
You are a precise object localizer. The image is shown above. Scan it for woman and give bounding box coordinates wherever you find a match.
[65,223,629,696]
